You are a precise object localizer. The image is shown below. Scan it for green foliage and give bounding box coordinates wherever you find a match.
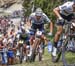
[23,0,63,20]
[22,0,63,35]
[22,0,32,17]
[22,0,63,23]
[33,0,63,22]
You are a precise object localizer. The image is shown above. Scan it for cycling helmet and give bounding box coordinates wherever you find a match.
[35,8,43,16]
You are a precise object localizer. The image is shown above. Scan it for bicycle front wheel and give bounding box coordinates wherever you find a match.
[62,45,75,66]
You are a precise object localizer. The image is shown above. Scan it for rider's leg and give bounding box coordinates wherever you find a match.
[39,24,48,51]
[30,35,35,48]
[30,23,36,48]
[54,26,63,47]
[29,35,35,56]
[52,25,63,56]
[41,34,48,44]
[41,34,49,54]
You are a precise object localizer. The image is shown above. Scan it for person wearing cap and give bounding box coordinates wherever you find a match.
[52,1,75,62]
[28,8,53,54]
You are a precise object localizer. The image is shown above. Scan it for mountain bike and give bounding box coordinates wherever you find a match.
[18,40,24,64]
[52,19,75,66]
[30,29,44,62]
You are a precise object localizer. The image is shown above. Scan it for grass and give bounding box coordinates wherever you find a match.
[64,52,75,64]
[14,48,63,66]
[13,47,75,66]
[12,36,75,66]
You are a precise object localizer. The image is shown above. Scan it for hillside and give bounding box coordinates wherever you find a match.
[0,0,22,7]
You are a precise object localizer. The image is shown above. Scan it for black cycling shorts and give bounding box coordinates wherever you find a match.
[56,13,74,26]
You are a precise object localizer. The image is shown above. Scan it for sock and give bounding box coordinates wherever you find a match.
[53,42,57,48]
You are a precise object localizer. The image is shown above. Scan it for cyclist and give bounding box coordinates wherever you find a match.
[52,1,75,62]
[28,8,53,54]
[18,27,30,61]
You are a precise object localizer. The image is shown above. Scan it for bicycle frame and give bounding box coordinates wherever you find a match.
[31,30,43,61]
[61,20,75,66]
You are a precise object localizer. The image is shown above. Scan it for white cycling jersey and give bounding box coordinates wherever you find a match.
[29,13,51,25]
[59,1,74,16]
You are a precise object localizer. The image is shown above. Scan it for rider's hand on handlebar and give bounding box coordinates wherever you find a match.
[48,32,53,36]
[58,17,64,23]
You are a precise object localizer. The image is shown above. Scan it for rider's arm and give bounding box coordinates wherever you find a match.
[53,2,71,19]
[53,7,62,19]
[27,13,35,26]
[43,13,53,34]
[50,21,53,34]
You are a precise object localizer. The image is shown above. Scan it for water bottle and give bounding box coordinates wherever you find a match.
[57,40,62,48]
[48,41,52,53]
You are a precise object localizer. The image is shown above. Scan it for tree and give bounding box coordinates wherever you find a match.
[23,0,32,17]
[33,0,63,22]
